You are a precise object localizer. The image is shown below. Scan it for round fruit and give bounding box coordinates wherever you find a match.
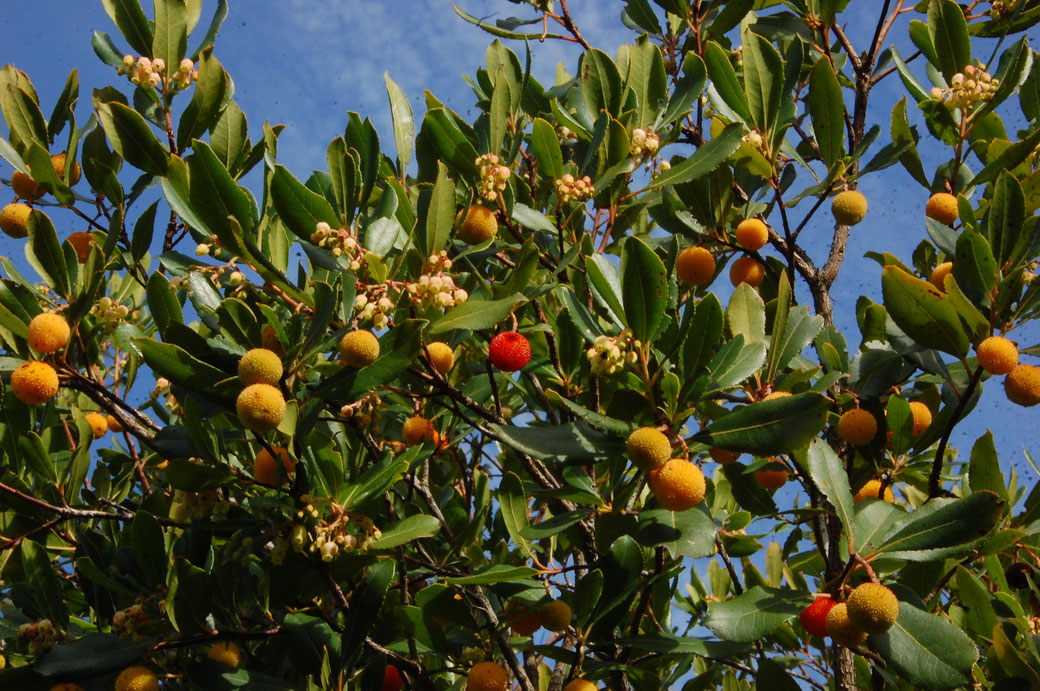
[49,684,86,691]
[977,336,1018,375]
[66,231,93,262]
[107,414,124,433]
[799,596,837,638]
[11,360,59,405]
[929,261,953,291]
[676,246,716,286]
[1005,364,1040,407]
[51,152,81,186]
[853,479,894,503]
[254,446,295,486]
[27,312,71,354]
[236,383,286,433]
[926,192,958,225]
[383,665,404,691]
[735,218,769,251]
[908,400,932,438]
[626,427,671,471]
[11,170,42,200]
[0,203,33,238]
[846,582,899,634]
[238,348,283,386]
[825,602,867,648]
[457,205,498,245]
[339,330,380,368]
[837,408,877,446]
[425,341,455,374]
[539,599,572,632]
[564,681,598,691]
[831,190,868,226]
[208,641,243,667]
[729,256,764,288]
[755,467,788,491]
[507,604,541,636]
[115,665,159,691]
[709,447,741,465]
[85,412,108,439]
[466,661,509,691]
[488,332,531,372]
[402,415,438,446]
[649,459,706,511]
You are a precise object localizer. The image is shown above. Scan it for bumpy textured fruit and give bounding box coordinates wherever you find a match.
[339,330,380,368]
[977,336,1018,375]
[254,446,295,485]
[564,681,598,691]
[507,604,541,636]
[208,641,243,667]
[11,170,42,200]
[238,348,283,386]
[846,582,899,634]
[539,599,572,632]
[383,665,404,691]
[488,332,531,372]
[66,231,93,262]
[85,412,108,439]
[799,596,837,638]
[837,408,877,446]
[51,152,81,186]
[926,192,958,225]
[929,261,953,291]
[466,661,509,691]
[402,415,438,446]
[735,218,769,251]
[676,246,716,286]
[425,341,455,374]
[115,666,159,691]
[729,256,764,288]
[1005,364,1040,407]
[236,383,286,432]
[626,427,671,471]
[11,361,59,405]
[908,400,932,437]
[0,203,33,238]
[709,447,741,464]
[107,414,124,433]
[649,459,706,511]
[853,479,894,503]
[27,312,71,354]
[831,190,868,226]
[457,205,498,244]
[825,602,867,648]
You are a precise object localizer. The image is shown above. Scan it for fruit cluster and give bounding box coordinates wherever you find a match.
[406,268,470,311]
[170,488,226,521]
[290,498,381,563]
[91,296,142,333]
[555,173,594,203]
[629,128,660,159]
[17,619,66,655]
[111,603,149,640]
[929,64,1000,110]
[476,153,511,201]
[311,221,367,270]
[585,329,640,375]
[340,390,383,428]
[118,54,197,90]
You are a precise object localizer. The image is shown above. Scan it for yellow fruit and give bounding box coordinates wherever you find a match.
[676,246,716,286]
[236,383,286,432]
[929,261,953,291]
[564,681,598,691]
[11,170,42,200]
[825,602,867,648]
[831,190,868,226]
[107,414,124,433]
[735,218,769,251]
[846,582,899,634]
[908,400,932,438]
[626,427,671,471]
[425,341,455,374]
[539,599,572,632]
[709,447,741,465]
[85,412,108,439]
[853,479,894,504]
[1005,364,1040,407]
[254,446,295,486]
[11,360,59,405]
[49,684,86,691]
[207,641,243,667]
[115,666,159,691]
[649,459,706,511]
[729,256,764,288]
[976,336,1018,375]
[466,661,509,691]
[238,348,283,386]
[457,205,498,245]
[925,192,958,225]
[67,231,93,262]
[51,152,81,186]
[339,330,380,367]
[402,415,438,446]
[755,467,788,491]
[0,203,33,238]
[27,312,71,354]
[837,408,877,446]
[506,603,541,636]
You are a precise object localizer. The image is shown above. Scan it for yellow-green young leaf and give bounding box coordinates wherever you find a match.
[808,57,844,167]
[384,72,413,172]
[97,101,169,176]
[695,392,830,455]
[703,586,811,642]
[870,602,978,688]
[880,265,970,357]
[874,491,1005,560]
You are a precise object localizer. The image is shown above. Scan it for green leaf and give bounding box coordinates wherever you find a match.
[870,601,978,689]
[927,0,971,82]
[695,393,830,455]
[177,50,228,151]
[741,28,784,134]
[488,68,509,154]
[34,635,151,678]
[168,556,211,634]
[22,539,66,625]
[146,271,184,337]
[769,307,824,376]
[580,49,623,117]
[92,30,127,68]
[881,265,969,357]
[270,164,339,243]
[429,294,527,335]
[189,0,228,59]
[703,586,811,642]
[101,0,153,56]
[970,126,1040,186]
[614,632,750,658]
[341,560,395,668]
[704,335,766,393]
[530,117,563,181]
[953,227,998,295]
[132,510,167,588]
[874,491,1005,560]
[645,123,743,190]
[384,72,413,172]
[153,0,188,71]
[339,451,409,509]
[283,613,341,677]
[683,293,724,374]
[987,171,1026,270]
[1,84,47,158]
[211,100,247,172]
[48,69,80,144]
[97,101,169,176]
[703,41,752,123]
[968,431,1008,503]
[808,57,844,167]
[637,507,717,558]
[622,236,668,342]
[627,37,668,128]
[370,514,441,549]
[424,162,454,256]
[586,254,625,326]
[26,210,71,299]
[890,97,930,188]
[726,283,765,344]
[802,439,854,541]
[446,564,540,585]
[311,320,424,402]
[134,337,233,403]
[661,51,706,126]
[186,140,254,250]
[511,203,557,234]
[499,472,536,560]
[491,422,624,463]
[853,499,907,553]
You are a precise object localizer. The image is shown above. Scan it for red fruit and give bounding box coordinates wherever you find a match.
[383,665,404,691]
[799,596,836,638]
[489,332,531,372]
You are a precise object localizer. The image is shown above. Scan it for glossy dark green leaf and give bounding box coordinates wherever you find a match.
[969,126,1040,186]
[34,634,150,678]
[703,41,752,123]
[493,422,623,463]
[622,236,668,342]
[704,335,766,393]
[97,101,169,176]
[101,0,153,55]
[954,565,999,641]
[580,48,623,117]
[22,539,67,625]
[623,0,661,33]
[954,227,998,295]
[131,510,167,588]
[47,69,79,143]
[637,507,716,558]
[168,556,211,634]
[881,265,969,357]
[270,164,340,243]
[927,0,971,81]
[211,100,247,172]
[627,37,667,128]
[153,0,188,70]
[683,292,724,374]
[614,632,750,658]
[770,307,824,376]
[429,294,527,335]
[189,0,228,59]
[26,210,71,299]
[695,393,830,455]
[890,97,929,188]
[703,586,811,642]
[370,515,440,549]
[870,601,977,689]
[987,171,1026,269]
[808,58,844,167]
[146,271,184,337]
[186,140,253,250]
[134,337,232,401]
[802,439,854,540]
[755,659,800,691]
[92,30,126,68]
[1,83,47,158]
[530,117,563,181]
[499,472,536,560]
[645,123,742,190]
[177,50,228,151]
[874,491,1005,560]
[283,613,341,677]
[661,51,706,126]
[424,162,454,256]
[741,28,783,133]
[968,431,1008,503]
[446,564,539,585]
[342,559,396,667]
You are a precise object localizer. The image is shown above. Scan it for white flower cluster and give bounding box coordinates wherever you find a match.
[555,173,594,203]
[630,128,660,159]
[91,296,142,333]
[587,329,641,375]
[118,55,197,90]
[476,153,511,201]
[311,221,367,271]
[930,64,1000,110]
